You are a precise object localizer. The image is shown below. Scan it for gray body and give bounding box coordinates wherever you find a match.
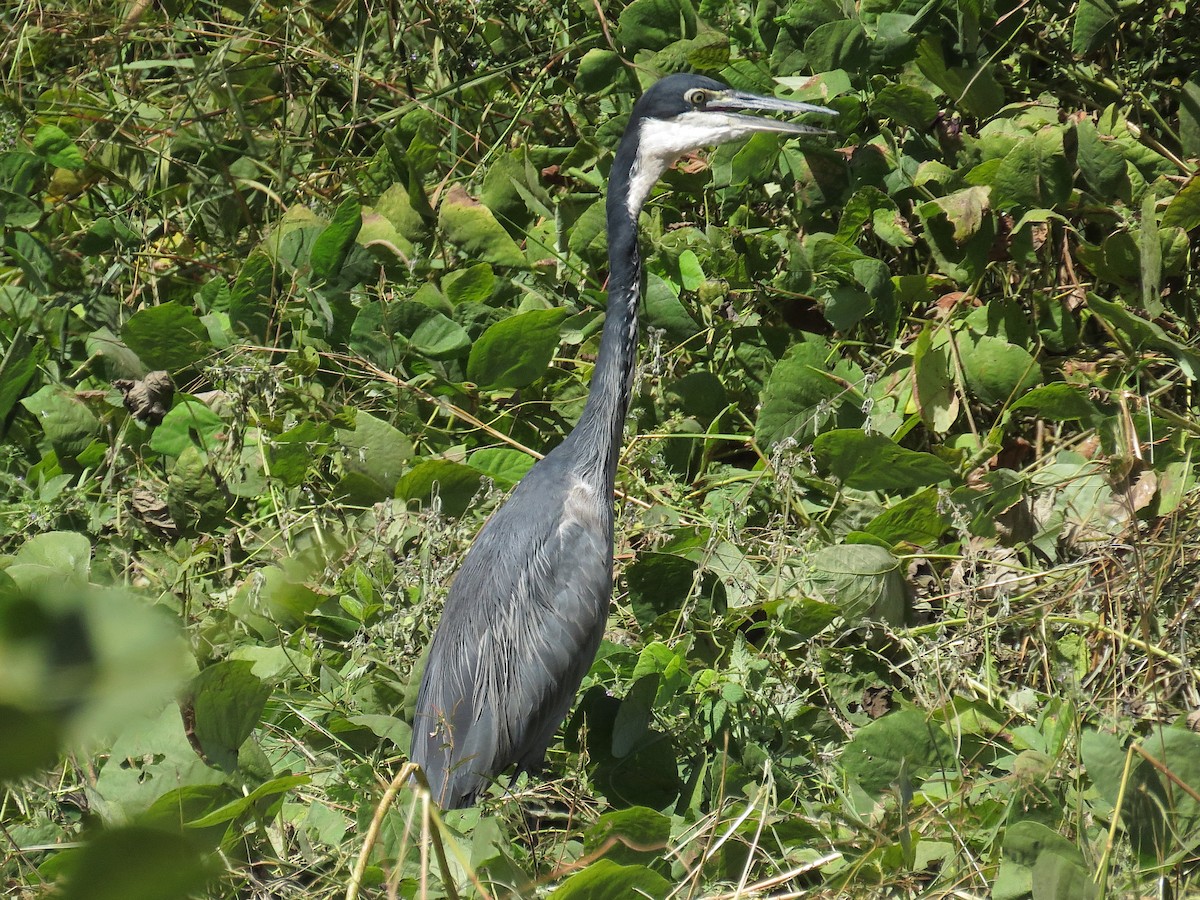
[410,74,834,809]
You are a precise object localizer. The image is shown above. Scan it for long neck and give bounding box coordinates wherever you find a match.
[567,128,648,482]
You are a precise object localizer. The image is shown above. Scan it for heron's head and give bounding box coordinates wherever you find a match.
[618,73,836,216]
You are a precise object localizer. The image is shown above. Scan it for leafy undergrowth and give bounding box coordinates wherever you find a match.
[2,0,1199,897]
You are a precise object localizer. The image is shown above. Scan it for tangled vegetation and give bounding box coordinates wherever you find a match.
[2,0,1199,897]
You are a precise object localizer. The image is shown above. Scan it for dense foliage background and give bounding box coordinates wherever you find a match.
[2,0,1199,897]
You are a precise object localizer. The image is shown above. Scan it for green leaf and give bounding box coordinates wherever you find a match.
[617,0,697,53]
[1076,119,1126,198]
[443,262,495,305]
[121,302,213,372]
[871,82,938,128]
[755,335,854,448]
[346,714,412,751]
[9,530,93,582]
[19,385,100,456]
[57,826,216,900]
[187,660,271,772]
[804,19,869,72]
[911,326,958,432]
[813,430,956,492]
[395,460,484,518]
[553,860,672,900]
[148,399,226,457]
[1162,174,1200,232]
[1072,0,1119,54]
[228,565,324,634]
[991,129,1073,210]
[167,446,229,534]
[229,252,275,339]
[467,307,567,389]
[1180,81,1200,160]
[627,552,696,629]
[1009,383,1101,421]
[583,807,671,867]
[0,704,62,783]
[643,273,698,340]
[467,447,535,487]
[337,410,414,499]
[1086,294,1200,377]
[810,543,909,624]
[1031,847,1097,900]
[438,184,526,267]
[32,124,85,170]
[310,198,363,281]
[410,312,470,359]
[841,709,955,796]
[864,488,948,547]
[958,334,1042,405]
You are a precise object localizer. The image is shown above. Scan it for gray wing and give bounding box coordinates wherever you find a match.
[410,464,613,808]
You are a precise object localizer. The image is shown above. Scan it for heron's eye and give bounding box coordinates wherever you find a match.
[685,88,707,108]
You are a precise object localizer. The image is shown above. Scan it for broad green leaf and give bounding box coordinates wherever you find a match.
[443,262,495,305]
[916,37,1004,118]
[346,714,412,751]
[19,385,99,456]
[1162,174,1200,232]
[395,459,483,518]
[229,252,275,339]
[991,129,1073,210]
[871,82,938,128]
[576,49,625,93]
[958,334,1042,405]
[122,301,213,372]
[627,552,696,629]
[553,859,672,900]
[148,399,226,457]
[1076,119,1126,198]
[612,674,658,757]
[1031,849,1097,900]
[841,709,954,796]
[643,273,698,340]
[410,312,470,359]
[8,530,92,583]
[864,488,948,547]
[467,447,535,487]
[1181,81,1200,159]
[438,184,525,267]
[268,421,333,487]
[1072,0,1119,54]
[374,181,428,241]
[467,307,568,389]
[0,705,61,783]
[755,335,854,448]
[228,564,324,635]
[617,0,697,53]
[310,198,363,281]
[810,543,909,624]
[167,446,229,534]
[187,660,271,772]
[32,124,85,170]
[996,821,1083,900]
[804,19,869,72]
[57,826,216,900]
[337,410,413,499]
[1086,294,1200,377]
[583,807,671,867]
[813,430,955,492]
[1010,383,1101,421]
[911,325,958,432]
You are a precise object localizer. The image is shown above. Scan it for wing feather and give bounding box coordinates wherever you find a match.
[411,465,612,808]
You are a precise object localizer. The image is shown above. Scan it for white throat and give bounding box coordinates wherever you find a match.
[624,111,763,218]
